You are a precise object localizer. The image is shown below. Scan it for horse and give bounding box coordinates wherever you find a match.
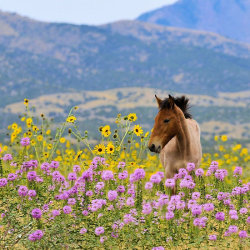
[148,94,202,181]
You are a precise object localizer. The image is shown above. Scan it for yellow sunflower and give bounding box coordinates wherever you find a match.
[101,125,111,137]
[133,125,143,136]
[221,135,227,142]
[128,113,137,122]
[60,137,66,143]
[24,98,29,106]
[37,135,43,141]
[106,143,115,154]
[93,144,106,155]
[66,115,76,123]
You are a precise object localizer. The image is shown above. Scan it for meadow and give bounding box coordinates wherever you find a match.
[0,101,249,249]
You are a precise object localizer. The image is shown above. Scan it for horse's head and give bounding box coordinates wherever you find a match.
[148,94,191,153]
[148,95,178,153]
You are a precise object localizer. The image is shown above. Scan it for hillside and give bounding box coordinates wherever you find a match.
[0,10,250,108]
[1,88,249,145]
[137,0,250,43]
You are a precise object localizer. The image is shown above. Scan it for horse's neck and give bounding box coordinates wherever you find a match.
[175,113,191,159]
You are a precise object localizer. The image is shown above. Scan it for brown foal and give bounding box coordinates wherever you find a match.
[148,95,202,180]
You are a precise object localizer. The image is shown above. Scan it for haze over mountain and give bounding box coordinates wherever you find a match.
[137,0,250,43]
[0,10,250,108]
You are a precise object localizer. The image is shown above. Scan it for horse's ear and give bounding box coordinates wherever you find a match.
[168,95,175,109]
[155,95,162,108]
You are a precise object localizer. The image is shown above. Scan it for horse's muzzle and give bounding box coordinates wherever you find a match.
[148,144,161,153]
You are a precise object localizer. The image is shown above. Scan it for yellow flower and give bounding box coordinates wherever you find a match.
[219,145,224,152]
[12,123,18,130]
[56,149,61,155]
[93,144,106,155]
[133,125,143,136]
[214,135,218,141]
[106,143,115,154]
[128,113,137,122]
[47,144,53,150]
[30,139,36,146]
[66,115,76,123]
[21,117,26,122]
[66,140,70,148]
[43,152,49,158]
[60,137,66,143]
[144,132,149,138]
[101,125,111,137]
[27,131,32,137]
[37,135,43,141]
[221,135,227,142]
[240,148,248,156]
[46,130,51,135]
[32,126,39,132]
[26,118,33,128]
[24,98,29,106]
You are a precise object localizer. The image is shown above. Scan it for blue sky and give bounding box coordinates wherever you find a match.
[0,0,178,25]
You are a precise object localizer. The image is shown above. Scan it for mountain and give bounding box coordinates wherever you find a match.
[0,10,250,107]
[137,0,250,43]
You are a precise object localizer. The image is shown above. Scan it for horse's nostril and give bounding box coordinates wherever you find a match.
[149,144,156,152]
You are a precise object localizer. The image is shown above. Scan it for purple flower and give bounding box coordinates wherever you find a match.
[33,230,44,240]
[96,182,105,190]
[31,208,42,219]
[118,171,128,180]
[80,228,87,234]
[208,235,217,241]
[203,203,214,212]
[0,178,8,187]
[68,198,76,205]
[28,233,37,242]
[95,226,104,236]
[7,173,17,181]
[165,179,175,188]
[20,137,30,146]
[27,171,37,181]
[117,161,126,169]
[152,247,165,250]
[73,165,81,172]
[82,210,89,216]
[145,182,153,190]
[102,170,114,180]
[108,190,118,201]
[63,205,72,214]
[18,185,28,196]
[28,190,37,197]
[228,225,238,234]
[150,174,162,184]
[165,211,174,220]
[234,166,242,175]
[239,230,248,238]
[117,185,125,193]
[52,209,60,217]
[50,161,59,169]
[195,168,204,177]
[2,154,12,161]
[191,205,202,216]
[126,197,135,207]
[215,212,225,221]
[186,163,195,172]
[68,172,77,181]
[192,192,200,200]
[239,208,247,214]
[86,190,93,196]
[142,203,152,215]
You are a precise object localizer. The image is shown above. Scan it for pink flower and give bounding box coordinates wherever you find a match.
[95,226,104,236]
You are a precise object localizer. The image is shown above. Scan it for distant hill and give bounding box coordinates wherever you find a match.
[0,10,250,108]
[137,0,250,43]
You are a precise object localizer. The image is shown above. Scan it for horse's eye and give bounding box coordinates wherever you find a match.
[164,119,170,123]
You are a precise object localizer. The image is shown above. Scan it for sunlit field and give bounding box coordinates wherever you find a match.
[0,100,249,249]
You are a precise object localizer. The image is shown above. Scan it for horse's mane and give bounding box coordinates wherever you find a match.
[160,95,192,119]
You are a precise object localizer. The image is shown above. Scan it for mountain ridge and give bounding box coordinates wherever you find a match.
[137,0,250,43]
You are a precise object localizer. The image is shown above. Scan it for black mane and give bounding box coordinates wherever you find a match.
[160,96,192,119]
